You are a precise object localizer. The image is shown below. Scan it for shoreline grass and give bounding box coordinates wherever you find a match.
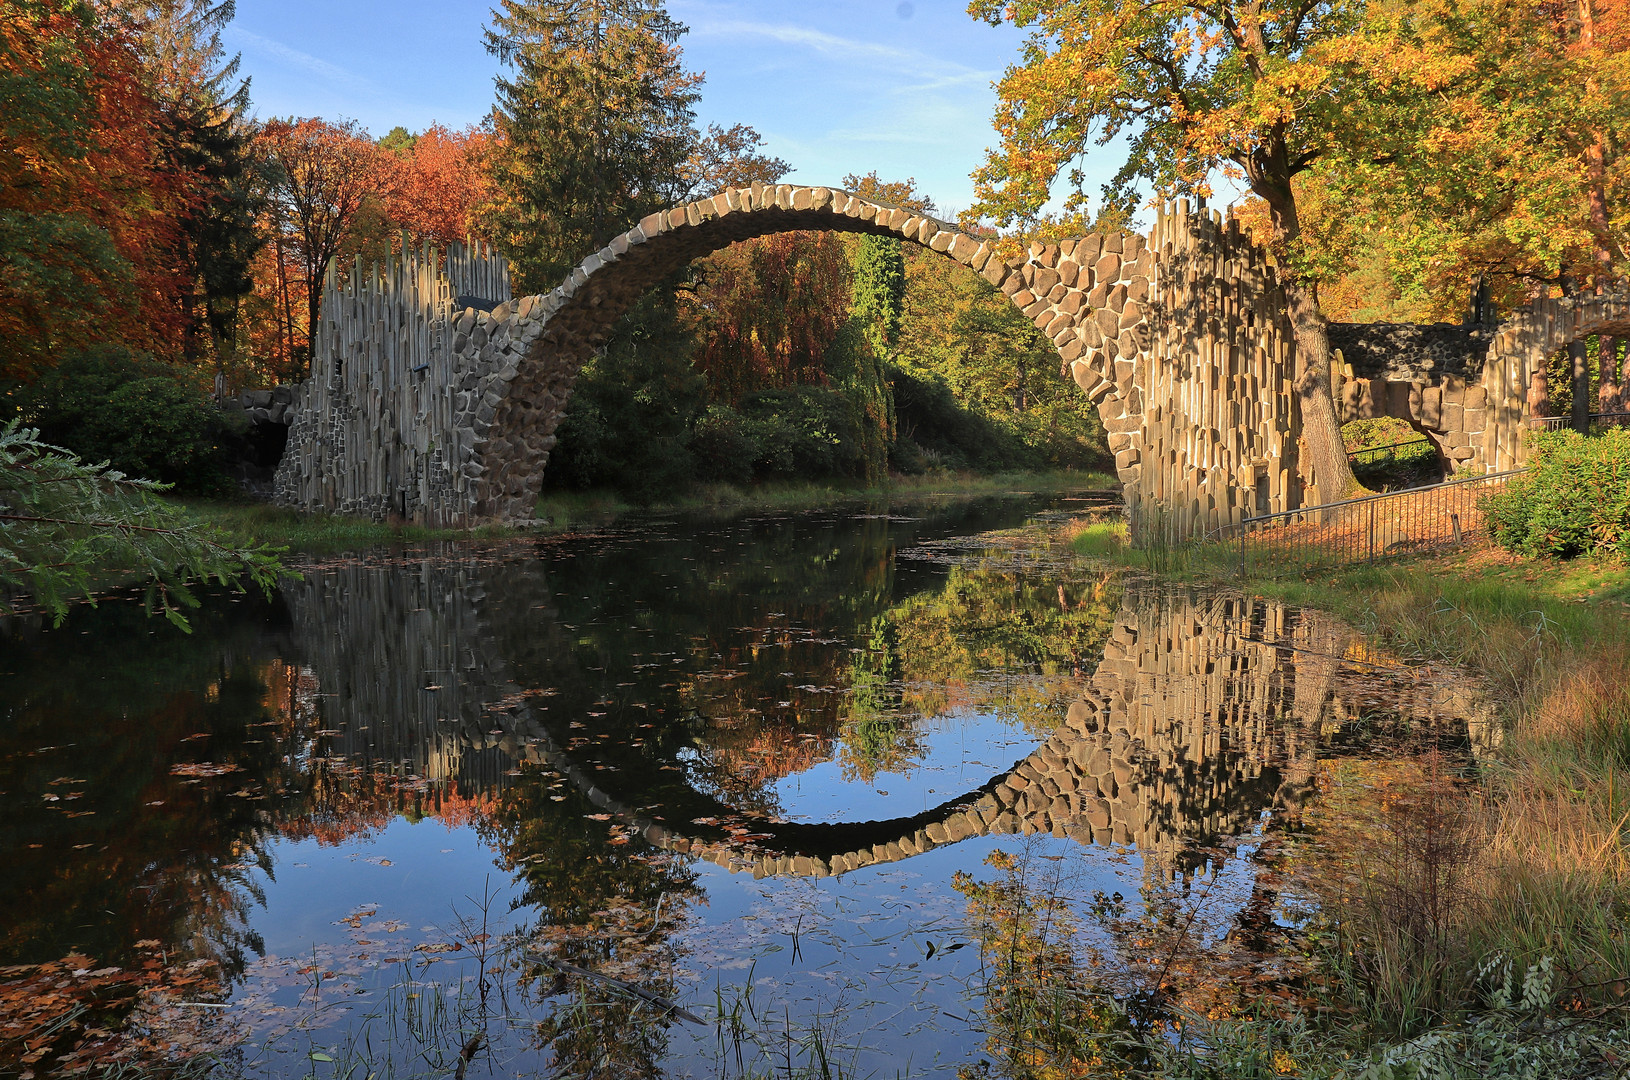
[533,468,1115,530]
[1069,517,1630,1060]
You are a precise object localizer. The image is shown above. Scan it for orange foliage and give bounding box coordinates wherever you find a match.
[0,3,191,377]
[686,231,853,402]
[381,125,496,246]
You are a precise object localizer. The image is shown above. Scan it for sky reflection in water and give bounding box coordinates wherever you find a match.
[0,494,1491,1078]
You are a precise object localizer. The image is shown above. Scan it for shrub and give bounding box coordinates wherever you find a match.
[1482,429,1630,558]
[737,386,866,481]
[689,405,756,484]
[7,345,234,493]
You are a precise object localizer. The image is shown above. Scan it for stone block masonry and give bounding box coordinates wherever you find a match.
[275,187,1311,539]
[273,237,512,525]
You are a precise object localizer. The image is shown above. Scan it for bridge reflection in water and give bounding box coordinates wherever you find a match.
[281,549,1493,882]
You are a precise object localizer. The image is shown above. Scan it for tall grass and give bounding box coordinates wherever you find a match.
[1254,565,1630,1036]
[1068,505,1630,1042]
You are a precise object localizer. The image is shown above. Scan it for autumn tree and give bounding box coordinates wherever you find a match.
[255,117,386,370]
[379,124,495,246]
[0,0,184,380]
[681,122,789,198]
[125,0,263,376]
[967,0,1362,499]
[483,0,700,290]
[686,231,853,401]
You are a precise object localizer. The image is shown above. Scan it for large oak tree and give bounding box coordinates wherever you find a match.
[967,0,1363,499]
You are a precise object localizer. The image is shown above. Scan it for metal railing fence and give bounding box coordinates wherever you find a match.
[1527,411,1630,434]
[1212,470,1525,576]
[1346,437,1435,466]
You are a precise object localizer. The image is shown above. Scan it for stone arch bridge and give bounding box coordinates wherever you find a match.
[280,559,1493,881]
[273,187,1630,535]
[276,186,1308,539]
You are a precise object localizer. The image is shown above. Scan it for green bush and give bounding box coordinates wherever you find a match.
[889,364,1024,471]
[1482,429,1630,559]
[689,405,756,484]
[737,386,866,481]
[6,345,234,493]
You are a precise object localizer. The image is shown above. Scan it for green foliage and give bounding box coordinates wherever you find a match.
[483,0,699,290]
[543,290,706,501]
[894,250,1107,472]
[7,344,236,493]
[1482,430,1630,559]
[821,318,891,482]
[850,235,905,363]
[0,421,280,628]
[732,386,868,482]
[1351,958,1630,1080]
[1150,1009,1333,1080]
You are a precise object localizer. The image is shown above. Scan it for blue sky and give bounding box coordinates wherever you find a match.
[226,0,1124,218]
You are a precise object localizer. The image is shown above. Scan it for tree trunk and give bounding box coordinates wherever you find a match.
[1600,336,1621,414]
[1571,338,1592,433]
[1285,284,1358,503]
[1250,148,1361,504]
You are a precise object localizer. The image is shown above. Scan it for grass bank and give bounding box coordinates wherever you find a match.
[174,469,1114,553]
[170,499,522,553]
[1070,518,1630,1067]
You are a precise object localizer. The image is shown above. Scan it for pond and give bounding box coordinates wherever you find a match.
[0,493,1496,1078]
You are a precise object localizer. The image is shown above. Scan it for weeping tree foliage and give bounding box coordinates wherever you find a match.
[0,422,281,628]
[483,0,700,290]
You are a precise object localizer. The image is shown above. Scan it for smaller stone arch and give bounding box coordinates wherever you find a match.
[1481,292,1630,471]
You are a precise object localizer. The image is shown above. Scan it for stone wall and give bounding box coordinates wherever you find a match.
[273,239,512,524]
[1481,293,1630,472]
[1329,322,1495,382]
[1334,371,1490,467]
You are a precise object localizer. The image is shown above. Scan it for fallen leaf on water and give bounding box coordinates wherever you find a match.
[169,763,242,778]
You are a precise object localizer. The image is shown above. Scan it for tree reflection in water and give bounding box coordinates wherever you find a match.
[0,496,1496,1078]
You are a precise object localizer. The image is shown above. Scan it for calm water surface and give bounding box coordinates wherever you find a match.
[0,494,1492,1077]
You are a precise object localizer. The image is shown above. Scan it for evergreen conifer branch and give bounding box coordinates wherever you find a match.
[0,421,283,630]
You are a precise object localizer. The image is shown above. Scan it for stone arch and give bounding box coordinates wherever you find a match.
[462,184,1160,521]
[276,189,1308,537]
[1481,292,1630,471]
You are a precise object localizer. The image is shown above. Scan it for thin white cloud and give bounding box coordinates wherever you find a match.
[674,7,998,83]
[225,26,386,103]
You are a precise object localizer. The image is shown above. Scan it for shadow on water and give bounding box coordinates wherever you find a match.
[0,492,1497,1077]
